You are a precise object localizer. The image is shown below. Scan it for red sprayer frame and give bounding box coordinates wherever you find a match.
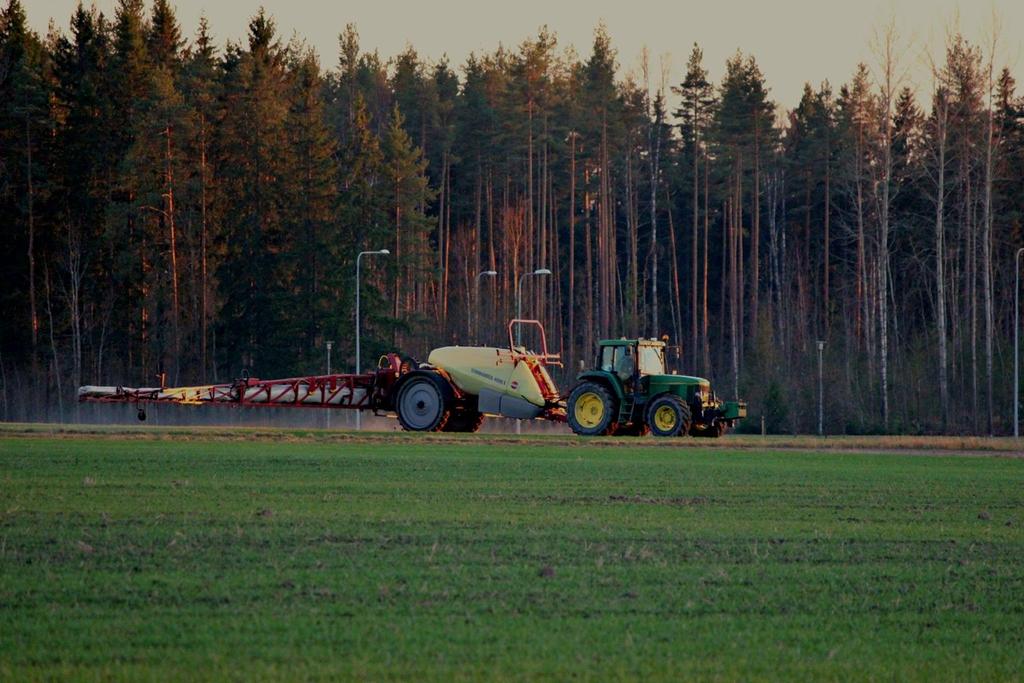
[78,353,405,413]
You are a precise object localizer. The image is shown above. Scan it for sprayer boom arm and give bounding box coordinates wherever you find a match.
[79,354,405,412]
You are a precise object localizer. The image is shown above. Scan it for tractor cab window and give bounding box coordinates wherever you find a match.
[637,345,666,376]
[600,345,634,380]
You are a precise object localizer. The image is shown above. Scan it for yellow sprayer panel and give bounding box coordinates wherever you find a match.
[427,346,548,407]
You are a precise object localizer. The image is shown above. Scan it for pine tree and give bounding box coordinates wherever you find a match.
[335,93,387,363]
[181,16,219,380]
[382,103,435,352]
[286,47,338,366]
[123,53,192,383]
[0,0,50,377]
[215,10,296,376]
[714,52,776,396]
[580,24,619,342]
[147,0,182,70]
[673,43,715,370]
[51,3,114,405]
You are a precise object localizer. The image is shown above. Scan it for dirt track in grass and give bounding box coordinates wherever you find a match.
[1,422,1021,456]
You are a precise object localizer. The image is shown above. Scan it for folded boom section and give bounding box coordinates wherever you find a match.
[78,353,406,412]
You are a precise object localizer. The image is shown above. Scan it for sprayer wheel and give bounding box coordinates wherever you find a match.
[396,375,451,432]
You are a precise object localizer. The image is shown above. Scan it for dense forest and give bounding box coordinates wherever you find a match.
[1,0,1023,433]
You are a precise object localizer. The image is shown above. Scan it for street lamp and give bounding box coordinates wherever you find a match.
[325,340,333,430]
[514,268,551,435]
[472,270,497,344]
[515,268,552,346]
[1015,248,1024,438]
[356,248,390,430]
[816,340,826,436]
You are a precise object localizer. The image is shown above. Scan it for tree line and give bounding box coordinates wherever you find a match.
[1,0,1022,433]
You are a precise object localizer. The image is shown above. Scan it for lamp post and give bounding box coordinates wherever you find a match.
[356,249,390,430]
[816,340,826,436]
[325,341,333,430]
[472,270,497,344]
[1015,248,1024,438]
[515,268,552,346]
[514,268,551,434]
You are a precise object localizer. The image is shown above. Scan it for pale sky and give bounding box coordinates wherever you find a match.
[28,0,1024,109]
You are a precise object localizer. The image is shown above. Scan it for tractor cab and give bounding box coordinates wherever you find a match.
[598,339,667,380]
[568,337,746,438]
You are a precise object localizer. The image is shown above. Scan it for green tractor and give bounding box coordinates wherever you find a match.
[566,338,746,438]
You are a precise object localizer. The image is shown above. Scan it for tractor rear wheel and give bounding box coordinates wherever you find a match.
[567,382,618,436]
[442,410,485,433]
[396,375,452,432]
[645,394,692,437]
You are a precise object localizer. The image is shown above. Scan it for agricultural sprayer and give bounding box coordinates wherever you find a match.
[79,320,744,437]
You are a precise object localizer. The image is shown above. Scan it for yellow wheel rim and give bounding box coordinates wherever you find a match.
[574,391,605,429]
[654,404,677,432]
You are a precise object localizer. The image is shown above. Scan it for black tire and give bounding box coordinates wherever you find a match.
[567,382,618,436]
[396,374,452,432]
[645,394,692,437]
[442,410,485,433]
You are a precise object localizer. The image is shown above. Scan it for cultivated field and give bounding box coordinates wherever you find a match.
[1,427,1022,681]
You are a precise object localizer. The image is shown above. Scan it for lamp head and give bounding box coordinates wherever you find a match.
[483,270,497,276]
[378,249,390,255]
[534,268,552,275]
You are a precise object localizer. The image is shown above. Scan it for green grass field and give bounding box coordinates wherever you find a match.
[1,430,1022,681]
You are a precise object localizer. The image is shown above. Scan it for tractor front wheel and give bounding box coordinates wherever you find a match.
[645,394,692,437]
[567,382,618,436]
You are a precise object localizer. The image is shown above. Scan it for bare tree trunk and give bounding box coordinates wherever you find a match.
[393,186,402,347]
[767,164,780,344]
[823,129,831,334]
[874,17,902,429]
[750,121,761,342]
[199,114,210,381]
[934,92,950,428]
[855,137,866,351]
[599,116,612,337]
[627,150,638,333]
[64,229,84,422]
[736,163,745,363]
[967,165,977,432]
[649,96,662,336]
[981,34,997,436]
[26,117,38,364]
[691,97,699,366]
[568,134,576,370]
[730,193,739,399]
[442,153,452,329]
[702,156,711,375]
[44,267,64,420]
[164,127,181,383]
[438,152,447,326]
[585,182,594,358]
[719,197,727,373]
[666,190,683,359]
[539,127,549,326]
